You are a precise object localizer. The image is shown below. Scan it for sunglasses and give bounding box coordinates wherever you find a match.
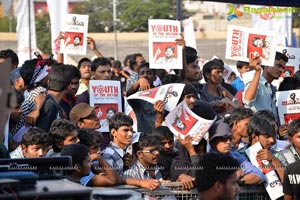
[80,112,97,121]
[139,147,161,154]
[218,135,232,142]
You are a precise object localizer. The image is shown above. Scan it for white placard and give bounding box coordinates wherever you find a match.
[276,89,300,126]
[245,142,283,200]
[60,14,89,55]
[89,80,122,132]
[149,19,183,70]
[225,25,276,66]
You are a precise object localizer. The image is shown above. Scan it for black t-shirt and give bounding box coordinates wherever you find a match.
[283,160,300,200]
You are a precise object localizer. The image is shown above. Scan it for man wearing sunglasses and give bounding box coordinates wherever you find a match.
[209,120,265,186]
[69,103,100,129]
[123,132,162,181]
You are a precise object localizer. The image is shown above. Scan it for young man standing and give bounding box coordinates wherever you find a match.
[243,52,288,122]
[36,64,72,131]
[101,112,134,176]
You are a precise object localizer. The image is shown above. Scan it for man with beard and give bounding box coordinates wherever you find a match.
[60,65,80,119]
[154,45,178,64]
[243,52,288,123]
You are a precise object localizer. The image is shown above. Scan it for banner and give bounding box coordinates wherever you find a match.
[60,14,89,55]
[14,0,37,66]
[276,89,300,126]
[245,142,283,200]
[252,6,293,47]
[127,83,185,112]
[47,0,68,55]
[182,17,197,51]
[165,101,216,145]
[225,25,276,66]
[148,19,183,70]
[89,80,122,132]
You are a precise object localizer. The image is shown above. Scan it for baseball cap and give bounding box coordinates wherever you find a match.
[209,120,232,141]
[10,67,21,85]
[69,103,95,123]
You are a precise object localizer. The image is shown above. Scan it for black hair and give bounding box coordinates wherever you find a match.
[138,62,156,76]
[49,119,77,152]
[165,45,174,52]
[184,46,198,64]
[247,115,276,142]
[106,107,116,114]
[254,110,276,123]
[161,74,181,85]
[123,54,135,67]
[20,59,37,86]
[287,118,300,137]
[0,49,19,67]
[61,144,90,174]
[132,132,161,157]
[66,64,81,80]
[77,57,91,68]
[134,53,143,60]
[77,129,102,147]
[236,61,249,69]
[109,112,133,132]
[91,57,112,72]
[202,58,225,82]
[224,107,254,128]
[293,70,300,82]
[47,63,72,92]
[252,37,263,47]
[22,127,51,147]
[275,51,288,63]
[278,77,299,91]
[113,60,122,69]
[152,126,173,140]
[196,153,239,192]
[178,83,197,103]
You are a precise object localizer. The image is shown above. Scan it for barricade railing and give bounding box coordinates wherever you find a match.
[93,182,271,200]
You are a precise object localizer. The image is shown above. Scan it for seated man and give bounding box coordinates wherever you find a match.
[209,120,265,185]
[46,119,80,157]
[10,127,51,159]
[195,153,242,200]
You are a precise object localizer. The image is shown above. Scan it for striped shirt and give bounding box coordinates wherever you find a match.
[123,161,162,180]
[101,142,126,175]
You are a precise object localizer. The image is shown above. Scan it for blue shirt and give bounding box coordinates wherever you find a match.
[123,161,162,180]
[243,75,278,121]
[231,77,244,92]
[101,142,126,176]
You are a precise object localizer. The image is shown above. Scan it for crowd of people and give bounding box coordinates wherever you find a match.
[1,32,300,200]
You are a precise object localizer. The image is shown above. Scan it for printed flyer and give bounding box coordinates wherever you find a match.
[225,25,276,66]
[89,80,122,132]
[60,14,89,55]
[276,89,300,126]
[165,101,216,145]
[245,142,283,200]
[149,19,183,70]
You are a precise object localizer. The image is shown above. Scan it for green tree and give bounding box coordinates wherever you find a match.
[35,13,51,55]
[118,0,176,32]
[72,0,113,32]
